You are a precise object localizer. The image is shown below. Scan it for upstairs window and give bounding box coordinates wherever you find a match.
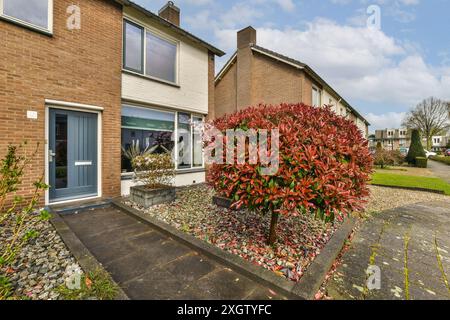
[123,19,178,84]
[0,0,52,33]
[312,86,321,107]
[124,20,144,73]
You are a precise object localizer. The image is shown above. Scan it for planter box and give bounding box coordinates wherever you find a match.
[130,185,176,208]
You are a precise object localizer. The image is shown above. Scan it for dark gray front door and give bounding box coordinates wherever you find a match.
[49,109,98,202]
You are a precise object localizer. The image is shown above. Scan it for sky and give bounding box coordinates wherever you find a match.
[134,0,450,132]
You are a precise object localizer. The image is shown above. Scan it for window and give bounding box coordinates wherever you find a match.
[123,19,178,84]
[120,105,204,173]
[121,106,175,173]
[192,116,203,168]
[176,113,204,170]
[146,32,177,83]
[124,20,144,73]
[177,113,192,169]
[0,0,52,32]
[312,86,321,107]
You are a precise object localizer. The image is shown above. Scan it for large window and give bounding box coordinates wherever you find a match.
[121,106,175,173]
[123,19,178,84]
[121,105,204,173]
[0,0,52,32]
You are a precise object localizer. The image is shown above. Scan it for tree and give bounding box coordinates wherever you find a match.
[406,129,426,165]
[206,103,373,245]
[403,97,450,150]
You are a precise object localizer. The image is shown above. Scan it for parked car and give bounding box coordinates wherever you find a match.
[445,149,450,157]
[424,149,437,158]
[399,147,409,156]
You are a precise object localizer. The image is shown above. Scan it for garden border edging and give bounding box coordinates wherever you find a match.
[370,183,445,195]
[49,210,129,300]
[112,198,355,300]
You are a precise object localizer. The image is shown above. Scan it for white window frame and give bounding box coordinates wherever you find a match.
[120,104,205,177]
[175,112,205,171]
[0,0,53,34]
[123,17,180,86]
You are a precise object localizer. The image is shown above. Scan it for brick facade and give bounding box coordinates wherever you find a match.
[0,0,123,203]
[215,31,326,117]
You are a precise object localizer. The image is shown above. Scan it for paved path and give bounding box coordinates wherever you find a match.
[429,160,450,184]
[327,201,450,300]
[62,206,285,300]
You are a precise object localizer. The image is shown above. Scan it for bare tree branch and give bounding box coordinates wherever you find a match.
[402,97,450,149]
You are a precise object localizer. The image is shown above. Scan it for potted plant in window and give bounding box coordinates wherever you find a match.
[129,149,176,208]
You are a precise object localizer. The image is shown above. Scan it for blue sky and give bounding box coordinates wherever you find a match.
[135,0,450,132]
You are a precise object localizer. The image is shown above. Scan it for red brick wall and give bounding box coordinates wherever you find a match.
[252,52,304,106]
[214,50,315,117]
[215,60,237,118]
[0,0,123,202]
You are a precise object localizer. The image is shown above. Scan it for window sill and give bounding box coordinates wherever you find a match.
[121,168,206,180]
[122,69,180,88]
[0,15,52,37]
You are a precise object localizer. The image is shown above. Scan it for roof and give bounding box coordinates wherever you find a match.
[115,0,225,57]
[215,44,370,125]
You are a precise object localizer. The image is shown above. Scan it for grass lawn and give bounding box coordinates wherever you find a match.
[371,172,450,195]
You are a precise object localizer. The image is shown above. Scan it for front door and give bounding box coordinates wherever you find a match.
[49,109,98,202]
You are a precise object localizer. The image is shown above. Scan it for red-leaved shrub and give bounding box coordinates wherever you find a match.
[206,103,373,244]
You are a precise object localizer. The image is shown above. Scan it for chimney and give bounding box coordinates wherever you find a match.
[236,26,257,110]
[237,26,257,49]
[159,1,180,27]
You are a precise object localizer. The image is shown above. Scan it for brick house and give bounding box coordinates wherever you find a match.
[0,0,224,205]
[369,128,411,151]
[214,27,370,137]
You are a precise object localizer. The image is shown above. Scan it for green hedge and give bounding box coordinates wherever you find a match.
[430,156,450,166]
[415,157,428,168]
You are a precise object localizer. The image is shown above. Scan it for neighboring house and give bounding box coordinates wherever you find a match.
[0,0,224,205]
[370,128,411,151]
[214,27,370,138]
[431,133,450,152]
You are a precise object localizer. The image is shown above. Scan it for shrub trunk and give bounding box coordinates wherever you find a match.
[267,212,280,246]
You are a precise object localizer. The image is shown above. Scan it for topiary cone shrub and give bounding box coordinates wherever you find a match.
[206,103,373,245]
[406,129,426,166]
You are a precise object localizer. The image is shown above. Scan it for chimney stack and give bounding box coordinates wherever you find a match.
[159,1,180,27]
[236,26,257,110]
[237,26,257,49]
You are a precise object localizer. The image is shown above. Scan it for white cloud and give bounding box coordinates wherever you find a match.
[216,18,450,108]
[366,112,407,130]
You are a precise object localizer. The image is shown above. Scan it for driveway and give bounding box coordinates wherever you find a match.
[326,201,450,300]
[428,160,450,184]
[61,206,285,300]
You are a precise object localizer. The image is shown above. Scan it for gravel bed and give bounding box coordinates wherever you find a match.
[1,215,83,300]
[125,184,448,284]
[125,184,338,282]
[365,185,448,214]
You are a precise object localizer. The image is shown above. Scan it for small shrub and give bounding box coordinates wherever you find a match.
[373,148,395,168]
[0,143,49,268]
[132,153,175,189]
[207,103,373,245]
[406,129,426,166]
[415,157,428,168]
[430,156,450,166]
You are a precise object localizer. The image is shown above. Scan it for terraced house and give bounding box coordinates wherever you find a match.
[0,0,224,205]
[215,27,370,138]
